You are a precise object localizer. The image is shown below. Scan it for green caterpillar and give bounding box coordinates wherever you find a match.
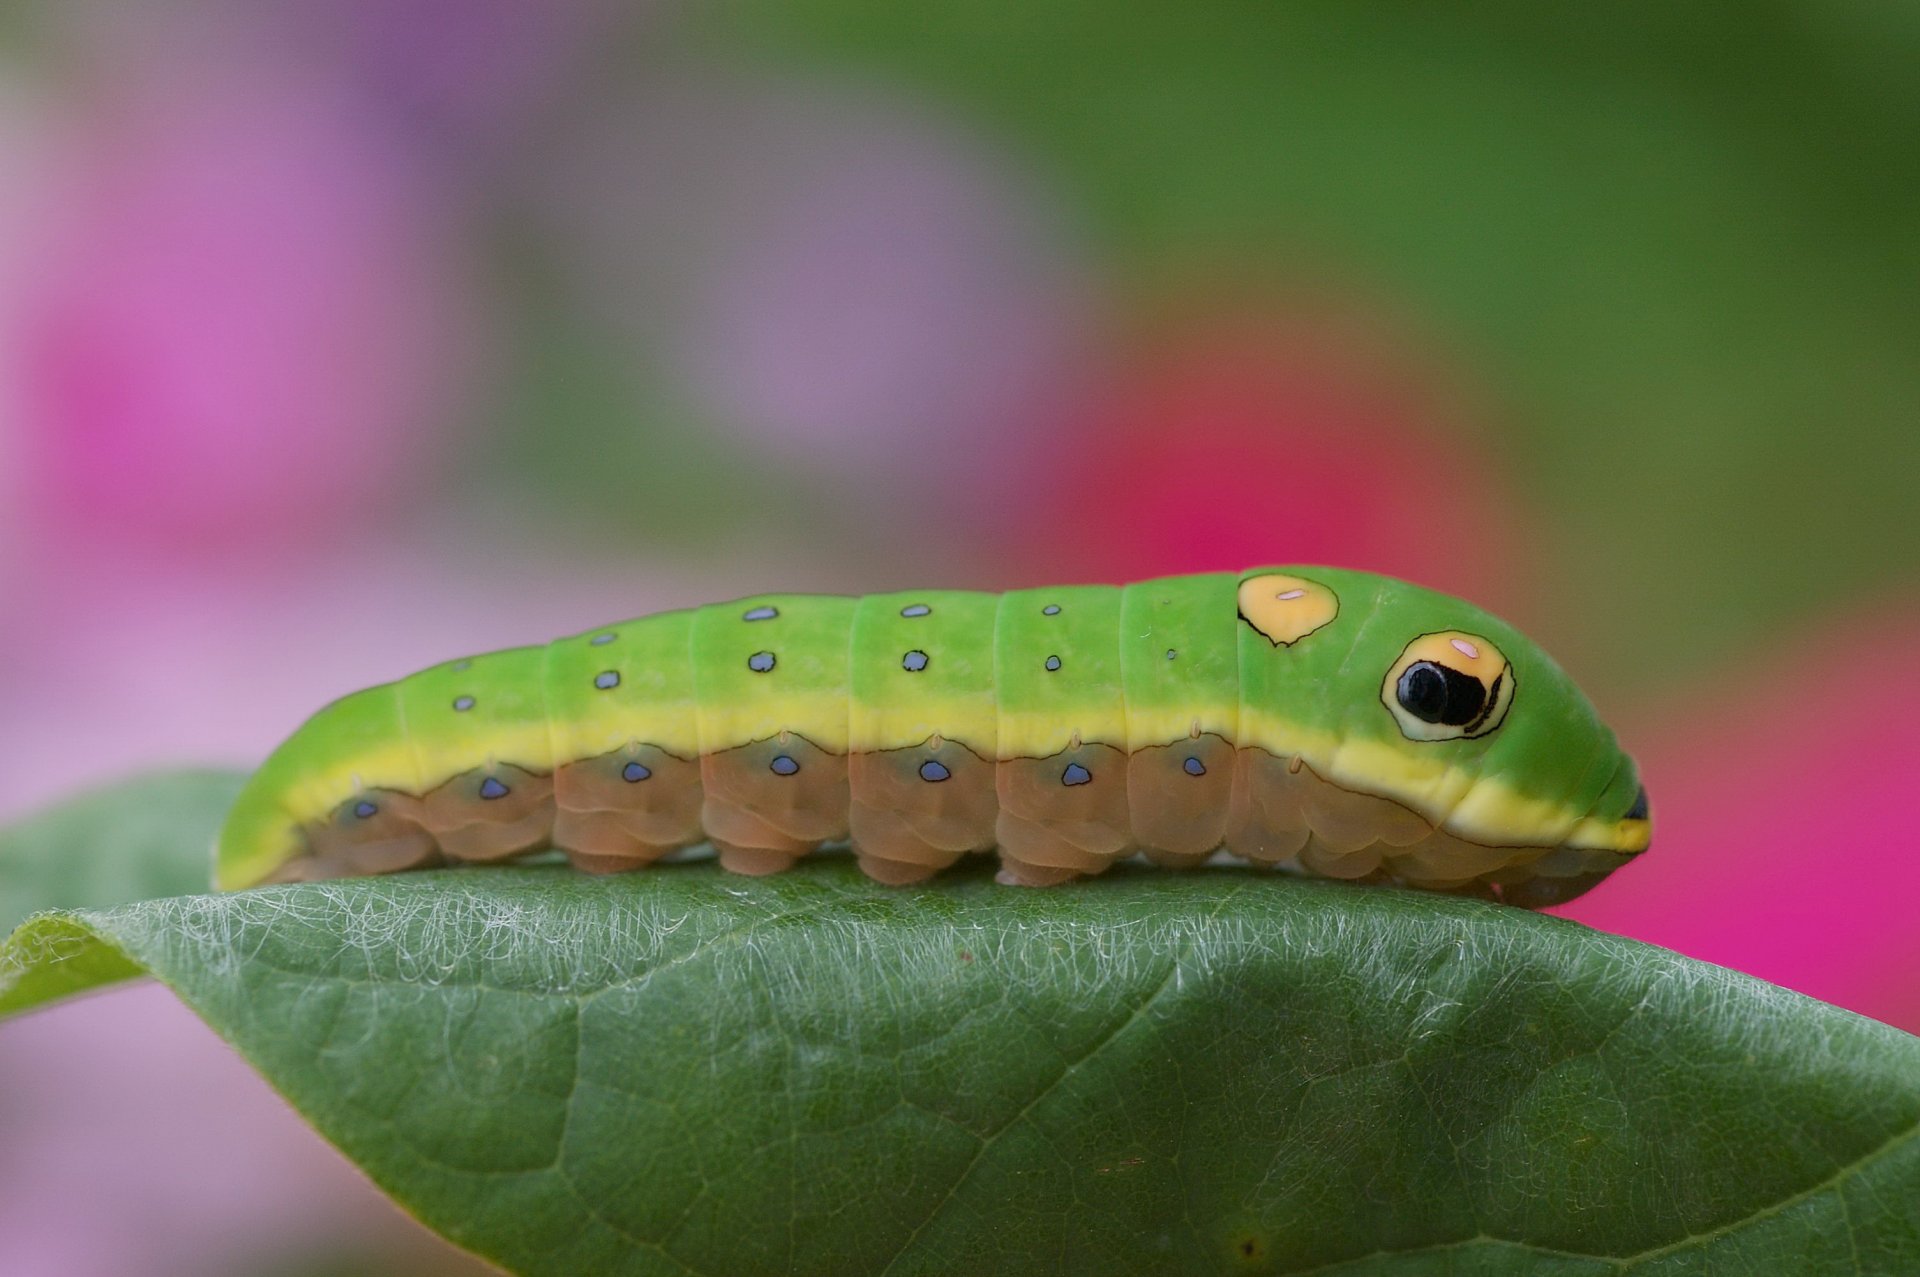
[216,568,1651,906]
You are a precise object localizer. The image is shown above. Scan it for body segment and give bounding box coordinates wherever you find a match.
[847,589,1001,882]
[217,568,1652,905]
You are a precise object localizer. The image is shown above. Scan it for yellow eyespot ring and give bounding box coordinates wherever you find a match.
[1382,631,1515,742]
[1238,574,1339,646]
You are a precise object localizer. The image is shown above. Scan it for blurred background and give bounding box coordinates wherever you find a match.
[0,2,1916,1272]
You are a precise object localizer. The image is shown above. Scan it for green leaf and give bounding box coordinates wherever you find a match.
[4,773,1918,1274]
[0,769,243,933]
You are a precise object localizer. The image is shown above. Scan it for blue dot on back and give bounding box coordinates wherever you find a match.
[769,755,800,776]
[748,651,776,673]
[480,777,510,800]
[743,605,779,621]
[1183,756,1207,776]
[594,670,620,690]
[452,695,475,712]
[622,761,651,783]
[353,800,378,819]
[902,650,929,672]
[900,604,931,618]
[918,759,951,783]
[1042,604,1061,615]
[1061,762,1092,786]
[1044,655,1061,671]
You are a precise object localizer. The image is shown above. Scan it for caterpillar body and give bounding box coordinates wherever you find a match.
[216,568,1651,907]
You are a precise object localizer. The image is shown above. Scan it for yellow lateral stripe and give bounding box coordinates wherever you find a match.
[994,709,1130,759]
[1121,706,1239,750]
[557,700,701,760]
[264,703,1638,852]
[696,692,855,754]
[283,740,419,822]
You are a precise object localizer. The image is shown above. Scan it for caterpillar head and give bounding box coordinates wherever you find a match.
[1240,568,1651,905]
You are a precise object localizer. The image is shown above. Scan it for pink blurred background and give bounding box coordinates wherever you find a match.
[1,2,1916,1272]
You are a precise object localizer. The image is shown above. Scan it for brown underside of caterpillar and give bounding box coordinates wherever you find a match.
[279,735,1600,893]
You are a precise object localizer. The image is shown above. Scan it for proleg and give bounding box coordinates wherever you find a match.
[216,568,1652,907]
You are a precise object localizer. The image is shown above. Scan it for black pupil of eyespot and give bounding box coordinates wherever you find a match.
[1396,661,1487,727]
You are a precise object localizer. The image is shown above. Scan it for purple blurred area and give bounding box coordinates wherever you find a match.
[0,982,497,1277]
[1,1,1916,1271]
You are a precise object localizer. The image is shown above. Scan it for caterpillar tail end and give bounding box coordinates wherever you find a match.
[214,683,433,891]
[214,768,303,891]
[214,712,313,890]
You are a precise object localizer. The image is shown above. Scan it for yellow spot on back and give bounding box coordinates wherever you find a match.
[1238,574,1339,646]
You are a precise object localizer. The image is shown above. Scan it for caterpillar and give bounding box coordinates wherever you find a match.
[216,568,1651,907]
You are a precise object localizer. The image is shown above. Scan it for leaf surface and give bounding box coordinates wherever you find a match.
[3,772,1917,1274]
